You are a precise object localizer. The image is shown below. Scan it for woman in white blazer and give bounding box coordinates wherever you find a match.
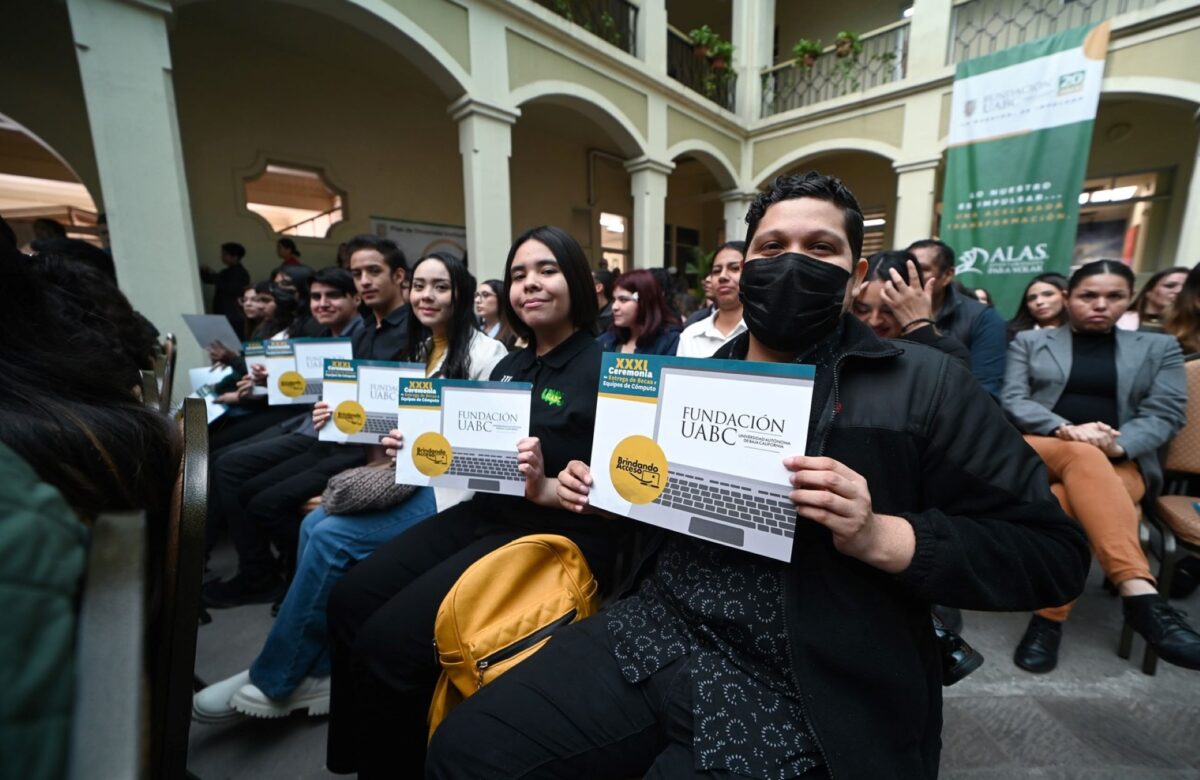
[1003,259,1199,675]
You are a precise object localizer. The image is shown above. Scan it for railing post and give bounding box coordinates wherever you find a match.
[732,0,775,120]
[909,0,956,74]
[638,0,668,75]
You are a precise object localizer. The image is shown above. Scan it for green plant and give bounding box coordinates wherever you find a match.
[551,0,574,23]
[598,11,621,46]
[834,30,863,58]
[709,39,734,70]
[689,23,719,56]
[791,38,824,67]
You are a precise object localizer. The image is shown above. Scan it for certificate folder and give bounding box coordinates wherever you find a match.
[319,359,425,445]
[588,354,815,562]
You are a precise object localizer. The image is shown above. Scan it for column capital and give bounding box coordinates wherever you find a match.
[623,156,675,176]
[448,95,520,125]
[720,188,758,204]
[893,157,943,175]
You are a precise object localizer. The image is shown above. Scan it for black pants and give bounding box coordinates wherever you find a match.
[325,498,619,778]
[213,431,366,581]
[208,404,303,453]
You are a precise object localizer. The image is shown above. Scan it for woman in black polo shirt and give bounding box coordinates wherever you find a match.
[324,226,627,778]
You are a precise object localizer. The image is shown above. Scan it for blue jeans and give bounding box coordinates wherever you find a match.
[249,487,437,699]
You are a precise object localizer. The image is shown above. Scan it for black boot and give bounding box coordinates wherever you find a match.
[932,604,964,633]
[1123,594,1200,671]
[1170,557,1200,600]
[932,614,983,685]
[1014,615,1062,673]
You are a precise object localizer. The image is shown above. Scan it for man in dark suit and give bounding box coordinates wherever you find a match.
[201,242,251,334]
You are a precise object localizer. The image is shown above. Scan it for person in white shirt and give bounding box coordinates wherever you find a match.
[676,240,747,358]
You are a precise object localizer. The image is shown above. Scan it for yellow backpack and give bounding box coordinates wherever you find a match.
[427,534,600,740]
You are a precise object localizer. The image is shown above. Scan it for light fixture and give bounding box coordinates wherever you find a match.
[902,6,914,18]
[1082,185,1138,204]
[863,217,887,228]
[1078,192,1090,205]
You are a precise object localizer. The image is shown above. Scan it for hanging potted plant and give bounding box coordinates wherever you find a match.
[834,30,863,58]
[689,25,718,58]
[709,40,734,72]
[791,38,823,68]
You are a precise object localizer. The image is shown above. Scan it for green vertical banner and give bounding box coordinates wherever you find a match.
[941,22,1110,316]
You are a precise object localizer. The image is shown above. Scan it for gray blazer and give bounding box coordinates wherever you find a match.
[1002,327,1186,496]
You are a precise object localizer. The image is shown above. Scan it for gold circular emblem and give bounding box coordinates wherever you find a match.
[412,432,453,477]
[333,400,367,434]
[609,435,668,505]
[278,370,306,398]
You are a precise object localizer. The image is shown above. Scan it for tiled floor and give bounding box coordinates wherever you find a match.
[189,549,1200,779]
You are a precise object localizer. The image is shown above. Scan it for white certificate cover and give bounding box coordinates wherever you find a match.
[394,378,533,497]
[265,337,354,406]
[588,354,815,562]
[182,313,242,352]
[319,359,425,445]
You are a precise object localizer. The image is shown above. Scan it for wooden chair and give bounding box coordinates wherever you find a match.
[67,511,148,780]
[141,369,160,411]
[148,398,208,779]
[159,333,178,414]
[1119,355,1200,674]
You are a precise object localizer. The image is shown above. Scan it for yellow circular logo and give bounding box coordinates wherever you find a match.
[412,432,453,477]
[609,435,668,505]
[278,370,306,398]
[333,400,367,434]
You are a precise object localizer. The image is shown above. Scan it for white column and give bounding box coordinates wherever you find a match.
[721,190,758,242]
[893,158,942,248]
[731,0,776,120]
[67,0,206,399]
[624,157,674,268]
[637,0,668,76]
[450,97,519,283]
[1175,110,1200,268]
[907,0,955,79]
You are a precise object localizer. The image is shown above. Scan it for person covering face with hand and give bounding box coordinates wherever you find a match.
[422,172,1089,780]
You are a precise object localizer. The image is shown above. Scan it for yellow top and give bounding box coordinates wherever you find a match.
[426,336,448,377]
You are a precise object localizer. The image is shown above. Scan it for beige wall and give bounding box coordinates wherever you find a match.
[780,151,898,249]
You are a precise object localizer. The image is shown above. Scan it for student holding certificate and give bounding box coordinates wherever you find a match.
[325,227,632,777]
[423,174,1091,780]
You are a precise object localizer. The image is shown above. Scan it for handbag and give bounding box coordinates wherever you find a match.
[321,462,416,515]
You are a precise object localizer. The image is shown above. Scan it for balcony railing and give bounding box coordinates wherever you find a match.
[761,21,909,117]
[666,25,737,112]
[949,0,1167,63]
[534,0,638,56]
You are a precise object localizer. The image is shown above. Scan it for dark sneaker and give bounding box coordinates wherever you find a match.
[932,604,964,633]
[202,572,286,609]
[932,614,983,686]
[1123,594,1200,671]
[1013,615,1062,673]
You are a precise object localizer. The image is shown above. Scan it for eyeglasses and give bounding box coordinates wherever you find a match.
[474,291,496,300]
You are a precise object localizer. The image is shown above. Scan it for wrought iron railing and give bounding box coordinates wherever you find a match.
[948,0,1167,63]
[761,21,909,117]
[666,25,737,112]
[535,0,638,55]
[279,205,342,238]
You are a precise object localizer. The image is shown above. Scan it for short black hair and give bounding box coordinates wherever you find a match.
[714,240,746,258]
[503,225,598,344]
[221,242,246,259]
[346,233,407,274]
[907,239,956,273]
[29,237,117,281]
[1068,259,1136,294]
[865,250,923,285]
[592,268,615,301]
[310,266,357,297]
[277,237,300,256]
[745,172,864,260]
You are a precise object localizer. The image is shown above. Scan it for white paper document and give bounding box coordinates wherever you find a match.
[393,378,533,497]
[265,338,354,406]
[182,314,242,352]
[587,354,815,562]
[319,359,425,445]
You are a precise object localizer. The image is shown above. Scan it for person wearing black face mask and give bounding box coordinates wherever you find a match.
[423,173,1089,780]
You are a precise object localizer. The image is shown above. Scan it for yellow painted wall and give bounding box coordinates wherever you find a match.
[171,1,464,283]
[1107,27,1200,83]
[666,107,742,179]
[752,105,905,181]
[381,0,472,72]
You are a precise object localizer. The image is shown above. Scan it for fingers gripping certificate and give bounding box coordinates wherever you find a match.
[393,379,534,496]
[588,354,816,562]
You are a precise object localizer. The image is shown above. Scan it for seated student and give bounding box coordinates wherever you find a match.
[907,238,1007,397]
[323,225,633,778]
[423,173,1089,780]
[238,283,262,338]
[1165,263,1200,357]
[1003,260,1200,674]
[1118,266,1188,333]
[475,277,503,339]
[274,263,324,337]
[191,251,505,722]
[1007,272,1068,341]
[851,250,970,364]
[597,269,681,356]
[676,241,747,358]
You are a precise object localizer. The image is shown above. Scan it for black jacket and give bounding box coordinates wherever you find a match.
[622,316,1089,778]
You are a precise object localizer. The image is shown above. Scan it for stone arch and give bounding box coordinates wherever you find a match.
[753,138,903,187]
[510,81,647,158]
[665,140,739,190]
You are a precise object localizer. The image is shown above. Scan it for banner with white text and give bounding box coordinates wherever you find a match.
[940,22,1109,316]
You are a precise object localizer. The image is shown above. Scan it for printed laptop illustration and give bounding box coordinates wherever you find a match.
[436,384,527,493]
[630,365,803,556]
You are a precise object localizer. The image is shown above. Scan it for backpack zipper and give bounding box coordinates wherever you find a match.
[475,608,577,689]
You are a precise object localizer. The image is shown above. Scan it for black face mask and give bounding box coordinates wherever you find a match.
[739,253,851,353]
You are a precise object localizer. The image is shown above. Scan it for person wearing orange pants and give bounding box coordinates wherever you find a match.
[1003,260,1200,673]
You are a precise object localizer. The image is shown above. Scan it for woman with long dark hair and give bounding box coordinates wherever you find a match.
[324,225,629,777]
[597,268,681,355]
[1165,264,1200,355]
[1118,266,1188,332]
[1007,272,1069,340]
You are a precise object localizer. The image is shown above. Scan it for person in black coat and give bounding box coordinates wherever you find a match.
[200,242,251,333]
[424,173,1089,780]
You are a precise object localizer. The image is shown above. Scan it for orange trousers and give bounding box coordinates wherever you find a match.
[1024,436,1153,622]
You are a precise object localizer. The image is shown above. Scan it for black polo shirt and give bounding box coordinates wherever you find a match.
[353,304,409,361]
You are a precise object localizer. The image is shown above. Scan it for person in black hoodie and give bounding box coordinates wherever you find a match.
[424,172,1090,780]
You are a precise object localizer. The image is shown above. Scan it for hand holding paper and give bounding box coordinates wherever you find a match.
[313,401,331,431]
[382,429,405,461]
[556,460,593,514]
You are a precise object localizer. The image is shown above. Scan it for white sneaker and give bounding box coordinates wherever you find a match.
[229,675,331,719]
[192,670,251,724]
